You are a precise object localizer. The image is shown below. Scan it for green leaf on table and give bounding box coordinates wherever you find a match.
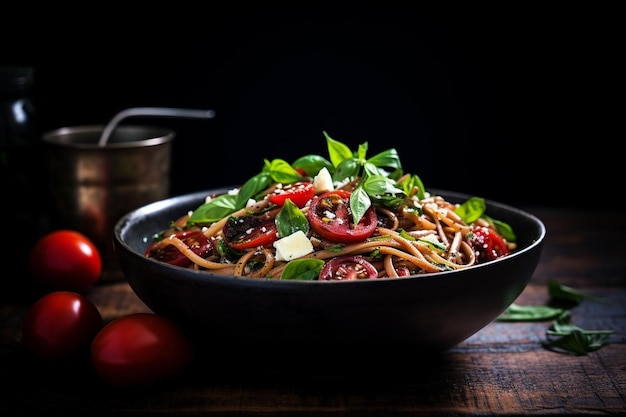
[496,303,565,321]
[548,279,607,305]
[541,310,613,355]
[543,329,613,355]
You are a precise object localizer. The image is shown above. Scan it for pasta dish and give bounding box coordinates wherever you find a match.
[145,132,516,281]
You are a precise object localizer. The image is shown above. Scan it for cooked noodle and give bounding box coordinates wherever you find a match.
[146,185,513,280]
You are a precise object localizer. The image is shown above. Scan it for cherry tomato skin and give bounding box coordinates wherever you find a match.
[308,190,378,243]
[395,266,412,277]
[223,208,280,250]
[294,168,308,177]
[21,291,104,360]
[145,230,214,267]
[467,226,511,262]
[28,230,102,293]
[319,255,379,281]
[91,313,194,386]
[268,181,315,208]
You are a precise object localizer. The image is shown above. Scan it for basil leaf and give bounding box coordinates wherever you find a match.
[484,215,517,242]
[280,258,325,280]
[362,174,404,196]
[362,161,390,178]
[370,194,407,211]
[292,154,334,176]
[275,199,309,238]
[356,142,368,161]
[324,131,353,167]
[333,158,361,182]
[496,303,565,321]
[264,158,302,184]
[399,174,426,200]
[543,329,612,355]
[188,193,239,224]
[367,148,402,170]
[455,197,486,224]
[349,186,372,226]
[236,172,272,208]
[548,279,607,305]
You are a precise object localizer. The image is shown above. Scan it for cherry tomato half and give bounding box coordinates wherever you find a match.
[222,208,280,250]
[319,255,379,281]
[21,291,104,360]
[268,181,315,208]
[467,226,511,262]
[307,190,378,243]
[91,313,194,386]
[28,230,102,293]
[145,230,214,267]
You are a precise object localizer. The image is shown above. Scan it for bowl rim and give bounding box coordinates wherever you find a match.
[114,186,546,287]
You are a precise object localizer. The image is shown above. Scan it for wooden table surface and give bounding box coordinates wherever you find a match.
[1,207,625,416]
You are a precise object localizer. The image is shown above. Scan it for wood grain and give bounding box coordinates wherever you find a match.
[1,208,624,415]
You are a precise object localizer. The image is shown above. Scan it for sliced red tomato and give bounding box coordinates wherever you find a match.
[145,230,213,267]
[319,255,379,281]
[395,265,412,277]
[222,208,280,250]
[467,226,511,262]
[307,189,378,243]
[268,181,315,208]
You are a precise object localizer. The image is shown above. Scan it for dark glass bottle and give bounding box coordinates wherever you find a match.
[0,66,45,298]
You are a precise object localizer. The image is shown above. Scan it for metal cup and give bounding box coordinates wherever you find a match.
[43,124,174,280]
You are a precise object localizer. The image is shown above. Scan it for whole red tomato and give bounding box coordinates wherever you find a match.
[29,230,102,293]
[91,313,194,386]
[21,291,104,360]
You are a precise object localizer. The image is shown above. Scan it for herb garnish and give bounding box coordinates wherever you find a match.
[497,280,613,355]
[543,310,613,355]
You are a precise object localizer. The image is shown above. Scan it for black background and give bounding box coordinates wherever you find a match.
[2,3,619,209]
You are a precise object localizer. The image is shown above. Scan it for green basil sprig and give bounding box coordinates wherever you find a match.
[322,131,404,225]
[188,131,512,237]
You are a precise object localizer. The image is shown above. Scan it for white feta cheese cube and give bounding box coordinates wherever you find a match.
[273,230,314,262]
[313,167,334,194]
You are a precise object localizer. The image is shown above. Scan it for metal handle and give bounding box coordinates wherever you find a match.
[98,107,215,146]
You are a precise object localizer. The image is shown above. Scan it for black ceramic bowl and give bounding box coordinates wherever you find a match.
[113,187,545,355]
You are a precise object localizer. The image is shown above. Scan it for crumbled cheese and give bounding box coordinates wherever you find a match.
[420,234,440,244]
[313,167,334,194]
[273,230,314,262]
